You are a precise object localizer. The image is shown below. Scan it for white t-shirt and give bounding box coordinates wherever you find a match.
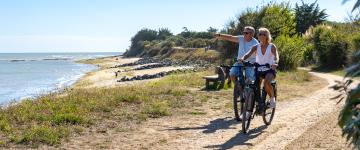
[255,43,275,65]
[237,35,259,62]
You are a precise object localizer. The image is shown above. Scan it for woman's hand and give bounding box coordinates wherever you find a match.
[271,64,278,70]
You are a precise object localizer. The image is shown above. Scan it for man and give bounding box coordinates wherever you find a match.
[214,26,258,83]
[215,26,259,120]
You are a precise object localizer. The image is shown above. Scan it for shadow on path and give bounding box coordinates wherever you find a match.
[167,117,237,134]
[204,125,268,150]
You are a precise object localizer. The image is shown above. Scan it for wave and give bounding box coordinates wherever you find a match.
[9,59,26,62]
[42,58,71,61]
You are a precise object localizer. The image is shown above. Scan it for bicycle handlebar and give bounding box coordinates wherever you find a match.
[221,61,271,68]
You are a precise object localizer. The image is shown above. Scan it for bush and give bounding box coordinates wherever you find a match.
[353,33,360,50]
[273,35,306,71]
[301,43,315,66]
[167,36,185,46]
[184,38,207,48]
[351,33,360,63]
[125,28,158,57]
[312,25,350,68]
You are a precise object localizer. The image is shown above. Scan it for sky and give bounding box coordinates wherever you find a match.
[0,0,356,53]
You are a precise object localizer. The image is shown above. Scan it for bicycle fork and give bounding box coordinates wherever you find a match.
[244,85,264,116]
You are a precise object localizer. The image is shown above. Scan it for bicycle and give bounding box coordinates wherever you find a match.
[239,61,277,133]
[222,62,250,122]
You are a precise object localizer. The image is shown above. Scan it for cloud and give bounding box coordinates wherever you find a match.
[0,35,130,52]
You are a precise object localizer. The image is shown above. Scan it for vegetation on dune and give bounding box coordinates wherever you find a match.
[123,27,217,58]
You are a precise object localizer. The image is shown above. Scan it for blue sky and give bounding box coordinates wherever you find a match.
[0,0,356,53]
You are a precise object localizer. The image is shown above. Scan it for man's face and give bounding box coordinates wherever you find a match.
[243,29,253,39]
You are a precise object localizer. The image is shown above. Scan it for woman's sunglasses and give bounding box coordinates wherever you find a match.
[258,33,266,36]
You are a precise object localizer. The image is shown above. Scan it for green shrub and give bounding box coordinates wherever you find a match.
[143,101,170,118]
[0,116,11,132]
[312,25,350,68]
[353,33,360,50]
[52,113,84,125]
[351,33,360,63]
[302,43,315,66]
[19,126,69,146]
[273,35,306,71]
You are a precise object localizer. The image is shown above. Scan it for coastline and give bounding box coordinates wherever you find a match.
[0,53,120,105]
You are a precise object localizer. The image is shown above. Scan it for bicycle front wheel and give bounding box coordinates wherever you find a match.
[242,87,254,133]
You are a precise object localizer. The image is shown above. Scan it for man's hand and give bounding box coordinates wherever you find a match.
[238,58,244,63]
[214,33,221,39]
[271,64,278,70]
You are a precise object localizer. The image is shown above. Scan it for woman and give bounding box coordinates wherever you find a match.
[240,27,279,109]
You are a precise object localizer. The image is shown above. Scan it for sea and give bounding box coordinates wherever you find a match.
[0,52,120,105]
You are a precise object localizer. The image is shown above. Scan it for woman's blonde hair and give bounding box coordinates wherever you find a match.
[258,27,272,43]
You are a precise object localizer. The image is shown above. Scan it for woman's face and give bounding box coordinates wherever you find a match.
[258,31,267,43]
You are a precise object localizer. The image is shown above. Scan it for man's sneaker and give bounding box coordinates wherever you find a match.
[269,98,276,109]
[238,113,243,121]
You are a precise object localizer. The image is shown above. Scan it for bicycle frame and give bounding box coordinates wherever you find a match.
[242,61,271,114]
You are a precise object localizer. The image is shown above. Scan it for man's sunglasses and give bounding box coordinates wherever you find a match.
[243,32,251,35]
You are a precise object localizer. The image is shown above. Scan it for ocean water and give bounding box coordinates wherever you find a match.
[0,52,120,105]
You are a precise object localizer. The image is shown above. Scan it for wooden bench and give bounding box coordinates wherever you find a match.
[203,66,228,89]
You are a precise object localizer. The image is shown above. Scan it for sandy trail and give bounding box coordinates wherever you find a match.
[106,72,351,150]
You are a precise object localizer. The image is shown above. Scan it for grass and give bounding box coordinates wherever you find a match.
[276,69,327,101]
[0,69,213,148]
[77,56,122,69]
[0,67,327,148]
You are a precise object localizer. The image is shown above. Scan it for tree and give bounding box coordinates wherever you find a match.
[125,28,158,56]
[295,1,328,35]
[261,3,296,38]
[157,28,173,40]
[346,8,360,24]
[343,0,360,11]
[179,27,192,38]
[207,27,218,33]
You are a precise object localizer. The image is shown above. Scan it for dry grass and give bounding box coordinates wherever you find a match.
[276,70,328,101]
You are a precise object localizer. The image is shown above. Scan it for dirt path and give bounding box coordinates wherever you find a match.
[57,71,355,150]
[132,72,346,150]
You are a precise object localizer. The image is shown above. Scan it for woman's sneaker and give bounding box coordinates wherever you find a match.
[270,97,276,109]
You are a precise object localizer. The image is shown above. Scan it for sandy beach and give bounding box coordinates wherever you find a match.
[74,56,191,88]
